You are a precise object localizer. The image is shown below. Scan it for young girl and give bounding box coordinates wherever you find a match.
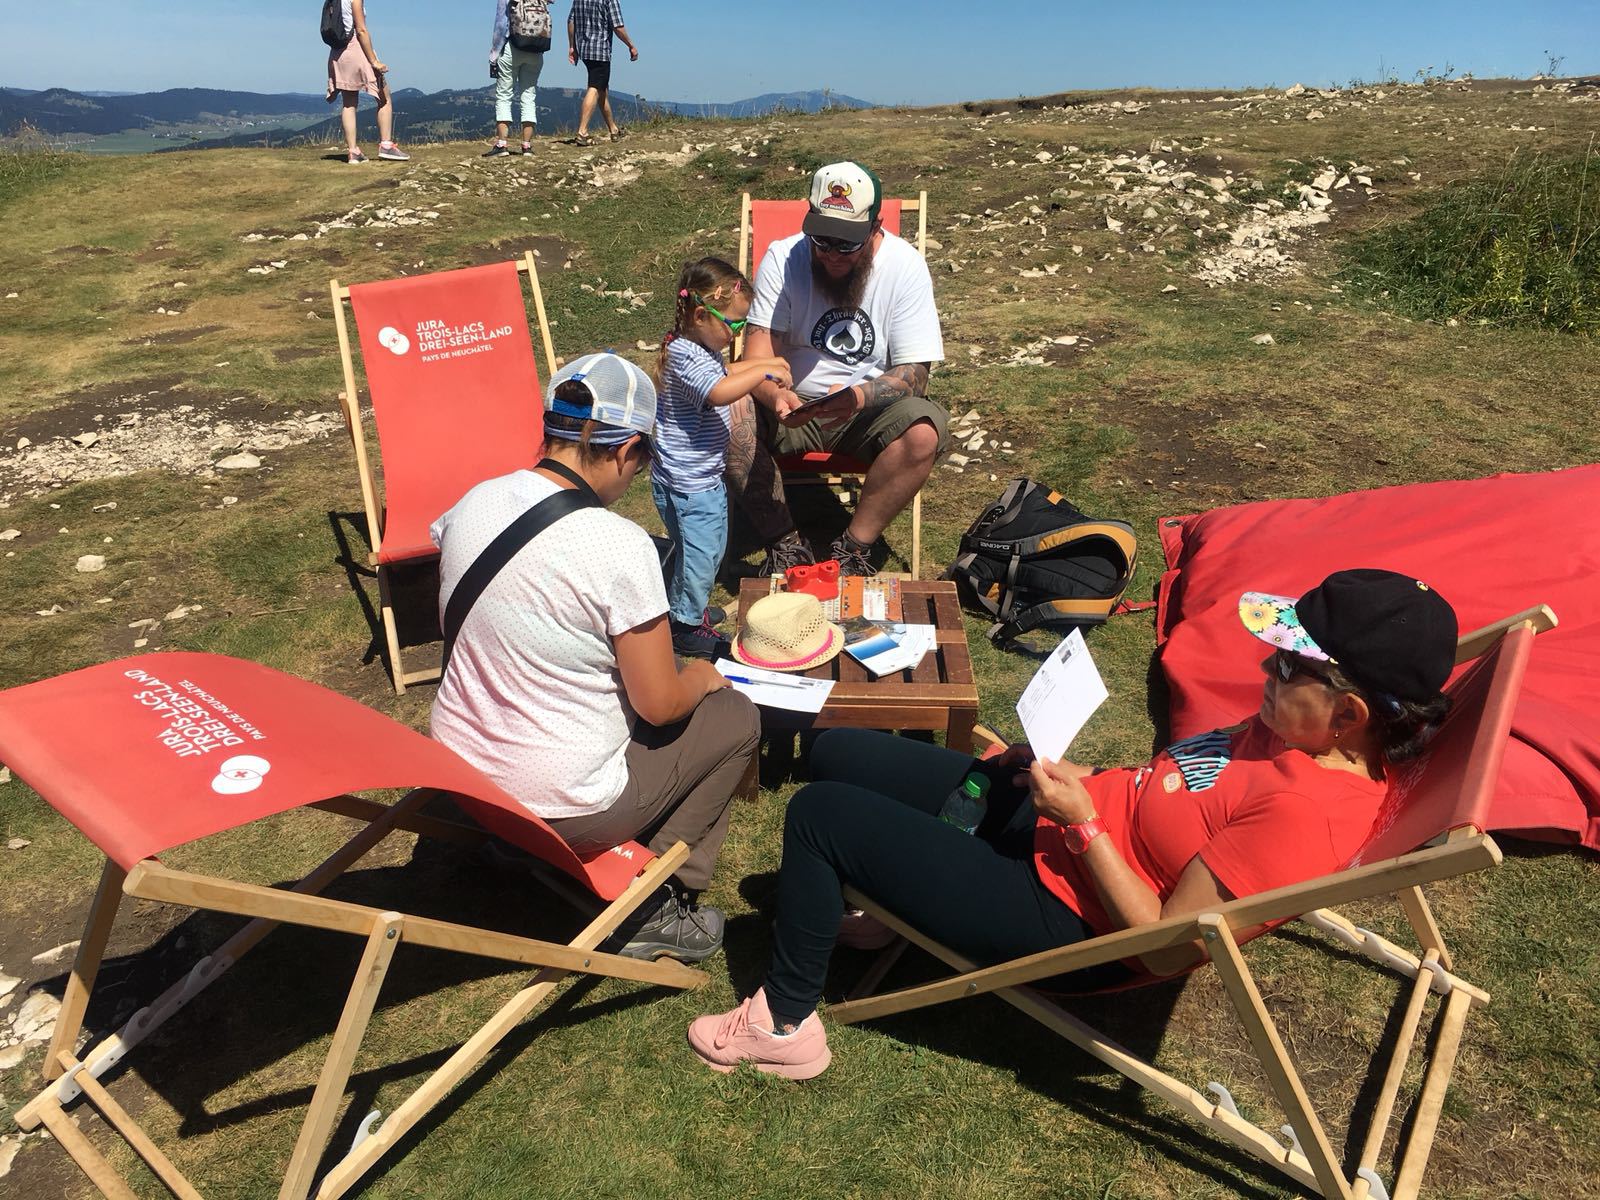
[653,257,791,658]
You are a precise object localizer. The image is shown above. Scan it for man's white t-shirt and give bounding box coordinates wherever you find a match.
[428,470,668,820]
[748,230,945,399]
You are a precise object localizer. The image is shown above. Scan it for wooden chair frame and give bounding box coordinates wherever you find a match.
[330,252,558,694]
[14,790,704,1200]
[831,606,1555,1200]
[737,192,930,579]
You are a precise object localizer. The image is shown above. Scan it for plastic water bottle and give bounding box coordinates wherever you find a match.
[939,772,991,834]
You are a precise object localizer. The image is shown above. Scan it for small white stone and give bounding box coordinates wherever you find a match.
[134,637,149,648]
[10,991,61,1043]
[15,438,29,450]
[221,496,238,507]
[31,941,78,965]
[0,530,18,541]
[1251,333,1276,346]
[0,1046,25,1072]
[92,501,117,512]
[1161,284,1179,293]
[75,555,106,573]
[216,452,262,471]
[4,838,24,850]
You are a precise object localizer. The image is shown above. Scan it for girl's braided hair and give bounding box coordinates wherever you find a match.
[655,256,749,385]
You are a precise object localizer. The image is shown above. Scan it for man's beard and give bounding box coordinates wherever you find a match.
[811,247,873,311]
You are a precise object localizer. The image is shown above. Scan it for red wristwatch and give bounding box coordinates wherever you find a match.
[1060,816,1106,855]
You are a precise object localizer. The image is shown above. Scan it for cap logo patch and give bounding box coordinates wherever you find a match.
[820,182,855,212]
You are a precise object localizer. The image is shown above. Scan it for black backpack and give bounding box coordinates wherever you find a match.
[320,0,352,49]
[943,479,1139,646]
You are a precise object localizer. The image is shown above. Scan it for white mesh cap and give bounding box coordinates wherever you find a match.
[545,352,656,446]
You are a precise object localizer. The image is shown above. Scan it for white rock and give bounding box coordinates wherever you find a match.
[1052,335,1080,346]
[34,605,64,617]
[216,452,262,471]
[10,991,61,1044]
[1105,216,1124,232]
[1251,333,1276,345]
[15,437,29,450]
[946,453,970,467]
[31,941,78,965]
[0,972,18,1001]
[0,1046,24,1072]
[1285,82,1307,97]
[0,530,18,541]
[1033,151,1055,163]
[70,432,100,448]
[221,495,238,507]
[1306,109,1326,120]
[0,767,9,784]
[165,603,200,621]
[5,838,26,850]
[75,555,106,573]
[1161,284,1179,293]
[1312,169,1337,190]
[92,501,117,512]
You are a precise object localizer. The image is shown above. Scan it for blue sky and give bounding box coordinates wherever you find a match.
[3,1,1597,105]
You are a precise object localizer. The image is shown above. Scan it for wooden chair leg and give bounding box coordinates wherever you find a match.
[911,489,922,579]
[280,913,404,1200]
[44,859,126,1082]
[1391,988,1472,1200]
[377,565,407,696]
[1201,915,1353,1200]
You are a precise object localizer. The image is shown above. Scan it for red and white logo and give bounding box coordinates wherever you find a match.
[377,326,411,356]
[820,181,855,212]
[212,754,272,795]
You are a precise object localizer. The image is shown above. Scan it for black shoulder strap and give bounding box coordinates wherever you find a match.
[440,460,600,671]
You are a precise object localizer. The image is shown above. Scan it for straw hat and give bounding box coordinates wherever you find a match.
[731,592,843,673]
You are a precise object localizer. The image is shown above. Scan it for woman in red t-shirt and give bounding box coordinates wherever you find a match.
[687,569,1459,1079]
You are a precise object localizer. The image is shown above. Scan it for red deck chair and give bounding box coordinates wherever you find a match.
[1,652,702,1200]
[331,254,559,693]
[737,193,930,578]
[832,607,1554,1200]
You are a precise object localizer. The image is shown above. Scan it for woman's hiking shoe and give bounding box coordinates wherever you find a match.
[760,531,815,577]
[347,149,368,164]
[671,617,726,660]
[703,604,727,627]
[610,891,725,963]
[483,141,511,157]
[837,907,897,950]
[687,988,832,1079]
[378,142,410,161]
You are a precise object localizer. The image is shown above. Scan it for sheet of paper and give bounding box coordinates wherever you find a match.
[1015,628,1108,762]
[715,659,835,713]
[796,361,884,408]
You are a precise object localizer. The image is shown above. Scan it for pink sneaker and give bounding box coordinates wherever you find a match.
[838,907,897,950]
[686,988,831,1079]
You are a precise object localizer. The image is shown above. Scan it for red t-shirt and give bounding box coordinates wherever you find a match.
[1034,716,1386,934]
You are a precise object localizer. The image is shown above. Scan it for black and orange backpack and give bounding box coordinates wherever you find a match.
[943,478,1139,646]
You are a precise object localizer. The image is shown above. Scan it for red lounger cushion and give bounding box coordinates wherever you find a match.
[1156,465,1600,852]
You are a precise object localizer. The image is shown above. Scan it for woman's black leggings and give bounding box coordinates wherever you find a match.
[763,728,1130,1026]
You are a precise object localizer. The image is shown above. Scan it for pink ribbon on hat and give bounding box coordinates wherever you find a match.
[735,627,841,671]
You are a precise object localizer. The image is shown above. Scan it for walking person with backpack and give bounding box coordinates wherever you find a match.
[486,0,552,157]
[322,0,410,163]
[566,0,638,146]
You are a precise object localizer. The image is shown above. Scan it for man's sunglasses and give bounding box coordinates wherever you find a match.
[1271,649,1337,687]
[807,233,868,256]
[695,295,748,334]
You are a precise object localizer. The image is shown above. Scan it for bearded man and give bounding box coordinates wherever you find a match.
[728,161,948,576]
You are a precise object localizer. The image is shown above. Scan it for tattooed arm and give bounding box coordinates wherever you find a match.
[789,361,933,426]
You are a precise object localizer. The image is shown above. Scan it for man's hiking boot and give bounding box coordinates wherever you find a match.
[829,533,877,577]
[610,889,725,963]
[760,531,815,577]
[671,618,725,660]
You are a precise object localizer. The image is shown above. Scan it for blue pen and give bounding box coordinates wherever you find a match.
[724,673,813,689]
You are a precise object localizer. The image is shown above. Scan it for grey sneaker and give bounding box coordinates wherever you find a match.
[760,531,815,576]
[829,534,877,577]
[483,142,511,157]
[377,142,410,161]
[612,892,725,963]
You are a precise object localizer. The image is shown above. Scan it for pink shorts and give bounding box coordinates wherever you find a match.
[327,37,381,99]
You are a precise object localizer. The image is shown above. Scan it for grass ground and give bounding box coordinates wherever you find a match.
[0,78,1598,1199]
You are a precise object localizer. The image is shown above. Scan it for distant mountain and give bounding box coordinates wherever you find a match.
[0,83,873,148]
[1,86,329,137]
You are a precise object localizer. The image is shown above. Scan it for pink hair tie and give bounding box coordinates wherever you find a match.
[678,288,690,298]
